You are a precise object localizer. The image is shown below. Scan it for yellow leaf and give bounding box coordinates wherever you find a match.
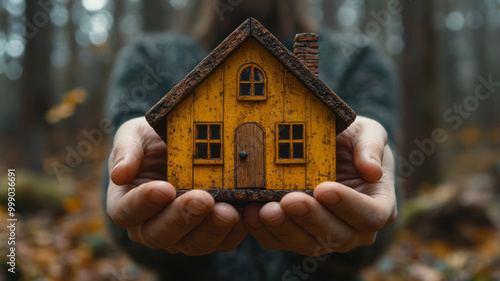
[63,197,82,213]
[63,88,87,105]
[459,126,481,146]
[88,219,104,232]
[430,240,451,258]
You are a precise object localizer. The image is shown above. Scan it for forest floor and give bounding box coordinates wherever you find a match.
[1,126,499,281]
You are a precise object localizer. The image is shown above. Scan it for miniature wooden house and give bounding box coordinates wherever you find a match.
[146,18,355,202]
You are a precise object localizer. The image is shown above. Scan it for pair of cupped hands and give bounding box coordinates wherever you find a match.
[107,116,396,256]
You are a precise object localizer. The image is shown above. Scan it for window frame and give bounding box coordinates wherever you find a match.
[275,122,306,164]
[193,123,223,165]
[237,64,267,101]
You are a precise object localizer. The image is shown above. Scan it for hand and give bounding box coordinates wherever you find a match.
[243,117,397,256]
[106,117,248,256]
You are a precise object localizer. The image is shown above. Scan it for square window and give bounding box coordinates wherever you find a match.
[293,143,304,159]
[210,143,221,159]
[196,143,208,159]
[276,122,306,164]
[278,125,290,140]
[279,143,290,159]
[197,125,207,139]
[293,125,303,140]
[194,123,223,164]
[210,125,221,140]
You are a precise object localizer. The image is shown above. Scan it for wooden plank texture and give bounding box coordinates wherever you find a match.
[166,95,193,189]
[235,123,266,188]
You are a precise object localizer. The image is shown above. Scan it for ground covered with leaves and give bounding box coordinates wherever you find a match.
[1,127,499,281]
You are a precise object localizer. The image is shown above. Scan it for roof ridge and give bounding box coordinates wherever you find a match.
[146,18,355,143]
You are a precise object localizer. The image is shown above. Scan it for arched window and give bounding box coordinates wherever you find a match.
[238,64,267,100]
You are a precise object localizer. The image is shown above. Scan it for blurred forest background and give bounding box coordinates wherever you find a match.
[1,0,500,280]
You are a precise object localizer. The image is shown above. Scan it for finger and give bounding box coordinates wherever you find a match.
[352,117,388,182]
[281,192,376,253]
[107,180,176,228]
[178,202,240,256]
[243,203,285,250]
[259,202,321,256]
[139,190,214,249]
[314,180,396,233]
[109,120,145,185]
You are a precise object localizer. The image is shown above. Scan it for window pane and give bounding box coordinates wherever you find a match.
[279,143,290,159]
[254,84,264,96]
[197,125,208,139]
[293,143,304,159]
[293,125,303,140]
[254,68,264,81]
[240,68,250,81]
[196,143,208,159]
[240,83,251,96]
[278,125,290,140]
[210,125,220,140]
[210,143,221,159]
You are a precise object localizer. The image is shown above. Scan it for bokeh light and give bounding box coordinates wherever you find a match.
[445,11,465,31]
[5,60,23,80]
[337,5,358,27]
[51,42,71,68]
[119,14,142,38]
[169,0,188,10]
[81,0,108,12]
[386,35,404,55]
[6,37,25,58]
[51,5,70,27]
[5,0,25,17]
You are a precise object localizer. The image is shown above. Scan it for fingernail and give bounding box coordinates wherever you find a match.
[148,189,171,205]
[284,202,309,217]
[266,213,285,227]
[185,199,210,215]
[112,159,124,171]
[320,191,341,207]
[369,156,382,168]
[213,213,236,227]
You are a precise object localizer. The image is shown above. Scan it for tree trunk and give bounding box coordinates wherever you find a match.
[322,0,338,30]
[400,0,439,197]
[142,0,169,32]
[20,0,54,171]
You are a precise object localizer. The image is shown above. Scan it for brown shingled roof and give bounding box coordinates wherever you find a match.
[146,18,355,141]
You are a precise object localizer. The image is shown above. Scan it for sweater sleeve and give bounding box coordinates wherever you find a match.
[105,32,207,128]
[318,29,399,147]
[103,33,221,280]
[285,30,400,278]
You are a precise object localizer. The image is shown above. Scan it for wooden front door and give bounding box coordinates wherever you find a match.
[235,123,265,188]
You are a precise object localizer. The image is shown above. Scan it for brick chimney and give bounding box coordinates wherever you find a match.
[294,33,319,75]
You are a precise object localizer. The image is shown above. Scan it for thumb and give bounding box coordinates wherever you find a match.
[352,117,387,182]
[109,119,145,185]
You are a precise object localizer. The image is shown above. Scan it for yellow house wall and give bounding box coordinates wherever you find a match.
[166,38,336,190]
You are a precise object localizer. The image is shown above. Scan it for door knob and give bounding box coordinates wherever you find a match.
[239,151,248,159]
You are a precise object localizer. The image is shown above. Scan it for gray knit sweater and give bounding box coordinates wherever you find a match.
[104,28,398,281]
